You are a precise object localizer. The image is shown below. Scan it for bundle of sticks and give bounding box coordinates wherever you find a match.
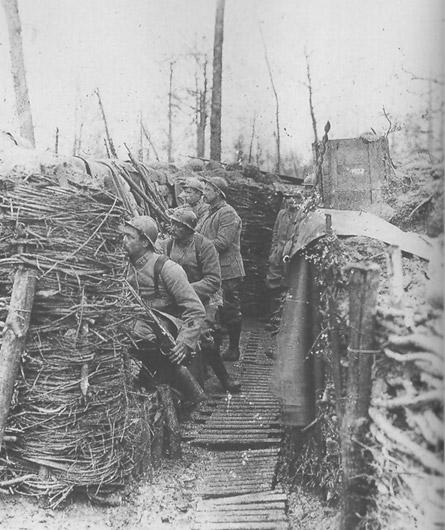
[226,177,282,316]
[0,173,148,506]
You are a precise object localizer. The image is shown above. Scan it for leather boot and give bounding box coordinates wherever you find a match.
[205,345,241,393]
[173,364,207,412]
[222,321,242,361]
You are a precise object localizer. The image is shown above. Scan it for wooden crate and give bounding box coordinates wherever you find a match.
[320,137,389,210]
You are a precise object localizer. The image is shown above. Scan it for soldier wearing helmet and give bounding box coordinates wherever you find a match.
[198,176,245,362]
[160,209,241,393]
[265,190,304,334]
[182,177,209,222]
[120,215,207,411]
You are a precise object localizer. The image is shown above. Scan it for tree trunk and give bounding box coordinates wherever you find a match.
[197,59,208,158]
[0,267,37,447]
[54,127,59,154]
[141,122,160,162]
[259,25,281,173]
[167,62,174,163]
[210,0,225,162]
[2,0,35,147]
[95,88,117,158]
[248,113,256,163]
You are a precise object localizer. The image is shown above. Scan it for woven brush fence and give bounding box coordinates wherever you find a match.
[369,307,444,529]
[0,174,149,506]
[288,234,443,527]
[224,173,282,317]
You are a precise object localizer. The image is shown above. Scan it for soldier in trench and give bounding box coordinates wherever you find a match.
[182,177,209,223]
[120,215,207,413]
[196,176,245,362]
[265,189,304,334]
[159,208,241,393]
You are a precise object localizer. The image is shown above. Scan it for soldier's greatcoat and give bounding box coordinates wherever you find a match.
[159,233,221,304]
[197,199,245,281]
[127,250,205,350]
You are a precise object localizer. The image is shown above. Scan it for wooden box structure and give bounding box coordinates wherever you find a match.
[320,137,390,210]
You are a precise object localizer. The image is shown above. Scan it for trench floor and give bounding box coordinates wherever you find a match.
[181,322,289,530]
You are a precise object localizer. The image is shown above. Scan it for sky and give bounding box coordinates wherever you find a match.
[0,0,443,167]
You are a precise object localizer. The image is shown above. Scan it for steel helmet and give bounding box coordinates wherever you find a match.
[183,177,204,194]
[124,216,158,247]
[169,209,198,231]
[204,176,229,199]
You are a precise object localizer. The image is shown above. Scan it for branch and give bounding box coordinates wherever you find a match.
[95,88,117,158]
[370,408,444,473]
[402,67,445,85]
[305,49,318,144]
[373,390,443,409]
[258,22,280,173]
[382,106,400,138]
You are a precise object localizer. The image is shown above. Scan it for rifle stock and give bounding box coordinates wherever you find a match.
[124,280,175,353]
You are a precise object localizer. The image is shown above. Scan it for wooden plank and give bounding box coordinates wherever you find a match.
[197,506,286,513]
[200,490,287,506]
[191,521,289,530]
[195,513,288,523]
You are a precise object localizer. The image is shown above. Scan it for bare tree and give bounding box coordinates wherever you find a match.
[2,0,35,147]
[95,88,117,158]
[248,113,256,164]
[196,56,208,158]
[141,122,160,162]
[259,24,281,173]
[138,115,144,162]
[305,50,319,146]
[167,61,177,163]
[185,53,209,158]
[210,0,225,162]
[54,127,59,154]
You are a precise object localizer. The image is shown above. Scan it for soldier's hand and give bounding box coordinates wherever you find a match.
[169,341,191,365]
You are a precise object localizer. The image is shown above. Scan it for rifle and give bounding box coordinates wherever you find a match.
[124,280,207,404]
[124,279,175,355]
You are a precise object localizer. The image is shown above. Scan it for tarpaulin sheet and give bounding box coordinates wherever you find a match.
[286,208,434,262]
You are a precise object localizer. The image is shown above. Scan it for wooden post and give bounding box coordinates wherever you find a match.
[157,384,181,459]
[0,266,37,447]
[325,215,343,428]
[328,293,344,427]
[386,245,404,309]
[340,263,380,530]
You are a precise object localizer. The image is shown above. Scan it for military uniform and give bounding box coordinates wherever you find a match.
[197,199,245,326]
[190,201,209,223]
[265,200,303,335]
[159,232,220,303]
[128,250,205,353]
[160,231,240,392]
[266,206,303,290]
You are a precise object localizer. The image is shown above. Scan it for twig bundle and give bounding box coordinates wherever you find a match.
[0,173,149,506]
[369,309,444,529]
[225,175,282,316]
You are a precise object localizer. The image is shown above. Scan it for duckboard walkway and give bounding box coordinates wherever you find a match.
[182,327,289,530]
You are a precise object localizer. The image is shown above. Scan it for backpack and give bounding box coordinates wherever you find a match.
[164,234,203,280]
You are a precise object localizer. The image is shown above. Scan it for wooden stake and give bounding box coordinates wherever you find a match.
[386,245,404,308]
[340,263,380,530]
[328,293,344,427]
[0,266,37,447]
[157,384,181,459]
[151,405,164,469]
